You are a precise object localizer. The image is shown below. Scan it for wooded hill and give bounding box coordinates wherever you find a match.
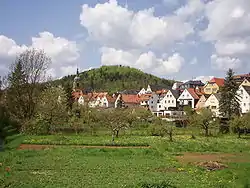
[52,65,175,93]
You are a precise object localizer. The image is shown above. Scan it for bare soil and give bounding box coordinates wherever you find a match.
[17,144,151,150]
[176,152,250,164]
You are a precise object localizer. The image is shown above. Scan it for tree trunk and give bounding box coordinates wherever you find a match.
[116,130,119,138]
[169,132,173,142]
[205,127,209,137]
[112,131,115,145]
[238,128,241,138]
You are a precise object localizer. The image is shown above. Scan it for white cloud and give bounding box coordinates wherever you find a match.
[193,76,214,83]
[215,39,250,56]
[80,0,193,50]
[211,54,241,71]
[200,0,250,71]
[201,0,250,41]
[175,0,205,18]
[101,47,184,76]
[0,32,80,78]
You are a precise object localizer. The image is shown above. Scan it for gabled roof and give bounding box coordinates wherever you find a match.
[121,94,140,104]
[139,94,152,101]
[168,89,180,99]
[242,86,250,96]
[209,77,224,87]
[187,88,200,99]
[213,93,221,101]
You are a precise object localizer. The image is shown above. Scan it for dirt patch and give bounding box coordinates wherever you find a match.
[196,161,228,171]
[17,144,151,150]
[176,152,250,164]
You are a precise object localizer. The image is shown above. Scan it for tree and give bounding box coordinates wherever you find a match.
[7,49,51,121]
[148,118,175,142]
[230,113,250,138]
[190,109,218,137]
[63,82,74,111]
[36,86,68,131]
[219,69,240,119]
[100,109,131,143]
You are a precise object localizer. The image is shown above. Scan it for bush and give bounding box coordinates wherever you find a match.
[148,124,164,137]
[0,106,18,150]
[21,115,50,135]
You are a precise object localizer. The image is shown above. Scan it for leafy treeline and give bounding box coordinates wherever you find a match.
[51,65,175,92]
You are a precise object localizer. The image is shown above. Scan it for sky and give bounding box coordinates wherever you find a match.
[0,0,250,82]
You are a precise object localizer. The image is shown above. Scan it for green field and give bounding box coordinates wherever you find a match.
[1,134,250,188]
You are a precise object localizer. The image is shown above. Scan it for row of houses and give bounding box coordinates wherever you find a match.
[72,71,250,118]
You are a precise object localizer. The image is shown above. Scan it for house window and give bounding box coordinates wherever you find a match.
[211,106,216,109]
[168,100,170,103]
[159,105,161,108]
[157,100,160,103]
[241,90,243,95]
[167,95,169,97]
[244,103,246,106]
[186,94,189,97]
[170,95,172,97]
[151,101,153,104]
[172,100,174,103]
[165,100,167,103]
[151,106,153,108]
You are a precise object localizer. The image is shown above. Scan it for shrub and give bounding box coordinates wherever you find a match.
[21,115,50,135]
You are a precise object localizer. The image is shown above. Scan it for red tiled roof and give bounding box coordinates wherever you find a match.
[209,77,224,87]
[187,88,200,100]
[106,95,117,103]
[121,94,140,104]
[139,94,152,101]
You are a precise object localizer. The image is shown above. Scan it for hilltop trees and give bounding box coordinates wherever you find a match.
[219,69,240,119]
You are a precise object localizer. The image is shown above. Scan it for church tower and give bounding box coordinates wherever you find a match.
[73,68,80,91]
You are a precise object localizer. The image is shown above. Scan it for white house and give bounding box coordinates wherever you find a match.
[148,93,160,111]
[237,85,250,114]
[159,90,179,110]
[88,93,109,108]
[205,93,221,117]
[138,85,152,96]
[148,90,180,112]
[138,88,146,95]
[177,88,200,109]
[78,96,85,105]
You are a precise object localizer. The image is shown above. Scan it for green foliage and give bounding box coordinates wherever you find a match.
[6,49,51,121]
[0,106,18,149]
[230,113,250,138]
[1,137,250,188]
[220,68,241,119]
[36,86,68,128]
[189,109,218,137]
[51,65,174,92]
[21,115,50,135]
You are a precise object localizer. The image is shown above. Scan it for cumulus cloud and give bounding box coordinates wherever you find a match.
[200,0,250,70]
[0,32,80,78]
[101,47,184,76]
[211,54,241,71]
[80,0,193,50]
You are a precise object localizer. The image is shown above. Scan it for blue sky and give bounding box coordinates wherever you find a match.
[0,0,249,82]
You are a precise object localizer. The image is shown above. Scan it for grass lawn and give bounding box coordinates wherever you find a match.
[1,134,250,188]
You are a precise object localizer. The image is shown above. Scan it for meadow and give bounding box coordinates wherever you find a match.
[1,130,250,188]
